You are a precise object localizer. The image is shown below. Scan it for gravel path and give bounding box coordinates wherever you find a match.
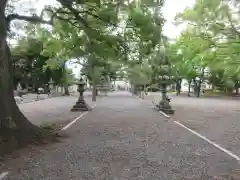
[16,91,94,104]
[145,92,240,160]
[19,94,49,103]
[18,95,96,126]
[2,92,240,179]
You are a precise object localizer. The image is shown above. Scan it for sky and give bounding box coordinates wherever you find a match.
[162,0,195,38]
[33,0,195,77]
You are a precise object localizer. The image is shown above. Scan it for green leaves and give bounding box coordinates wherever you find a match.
[171,0,240,92]
[128,63,152,85]
[127,7,163,46]
[10,0,167,90]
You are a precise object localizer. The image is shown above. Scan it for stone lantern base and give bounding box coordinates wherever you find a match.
[155,99,174,114]
[71,98,92,112]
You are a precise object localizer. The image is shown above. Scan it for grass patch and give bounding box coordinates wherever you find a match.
[40,122,55,131]
[203,91,229,97]
[167,90,176,93]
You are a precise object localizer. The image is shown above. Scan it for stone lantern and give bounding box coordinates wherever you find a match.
[71,77,91,111]
[155,45,174,114]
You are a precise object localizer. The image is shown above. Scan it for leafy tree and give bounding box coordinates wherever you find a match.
[11,31,73,94]
[41,0,165,100]
[123,3,165,94]
[11,37,50,90]
[40,13,127,100]
[171,0,240,96]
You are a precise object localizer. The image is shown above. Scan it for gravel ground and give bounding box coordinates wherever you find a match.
[2,91,240,179]
[16,94,49,104]
[18,95,96,126]
[16,91,95,104]
[145,92,240,159]
[17,93,66,104]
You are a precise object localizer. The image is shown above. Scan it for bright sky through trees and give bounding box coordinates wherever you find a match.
[162,0,194,38]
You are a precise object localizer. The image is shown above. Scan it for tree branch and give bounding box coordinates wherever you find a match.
[85,10,118,27]
[6,14,52,30]
[41,7,83,24]
[56,1,131,29]
[56,1,90,28]
[55,15,81,28]
[226,11,240,38]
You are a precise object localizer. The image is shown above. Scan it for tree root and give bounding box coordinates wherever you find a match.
[0,126,65,159]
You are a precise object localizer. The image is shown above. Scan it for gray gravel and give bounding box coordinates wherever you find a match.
[17,93,62,104]
[2,92,240,179]
[16,91,94,104]
[145,92,240,159]
[15,94,49,104]
[18,95,96,126]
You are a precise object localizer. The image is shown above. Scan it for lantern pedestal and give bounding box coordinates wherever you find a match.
[71,97,91,112]
[71,77,91,112]
[155,85,174,115]
[155,100,174,114]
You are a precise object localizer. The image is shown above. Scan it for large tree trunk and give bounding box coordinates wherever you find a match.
[0,3,17,129]
[0,52,38,131]
[0,46,37,130]
[0,3,47,141]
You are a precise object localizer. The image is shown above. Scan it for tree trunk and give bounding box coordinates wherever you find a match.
[193,80,201,98]
[187,80,192,97]
[131,84,136,95]
[91,67,97,101]
[62,61,70,96]
[142,84,146,99]
[176,79,182,96]
[196,85,201,98]
[0,3,44,141]
[196,70,205,98]
[236,87,239,95]
[0,46,37,131]
[92,81,97,101]
[235,81,239,95]
[64,84,70,95]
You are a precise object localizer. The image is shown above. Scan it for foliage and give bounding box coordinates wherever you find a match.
[11,31,74,90]
[29,0,167,91]
[170,0,240,95]
[124,3,165,88]
[5,0,168,98]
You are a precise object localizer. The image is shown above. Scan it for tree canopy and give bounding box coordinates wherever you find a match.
[168,0,240,96]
